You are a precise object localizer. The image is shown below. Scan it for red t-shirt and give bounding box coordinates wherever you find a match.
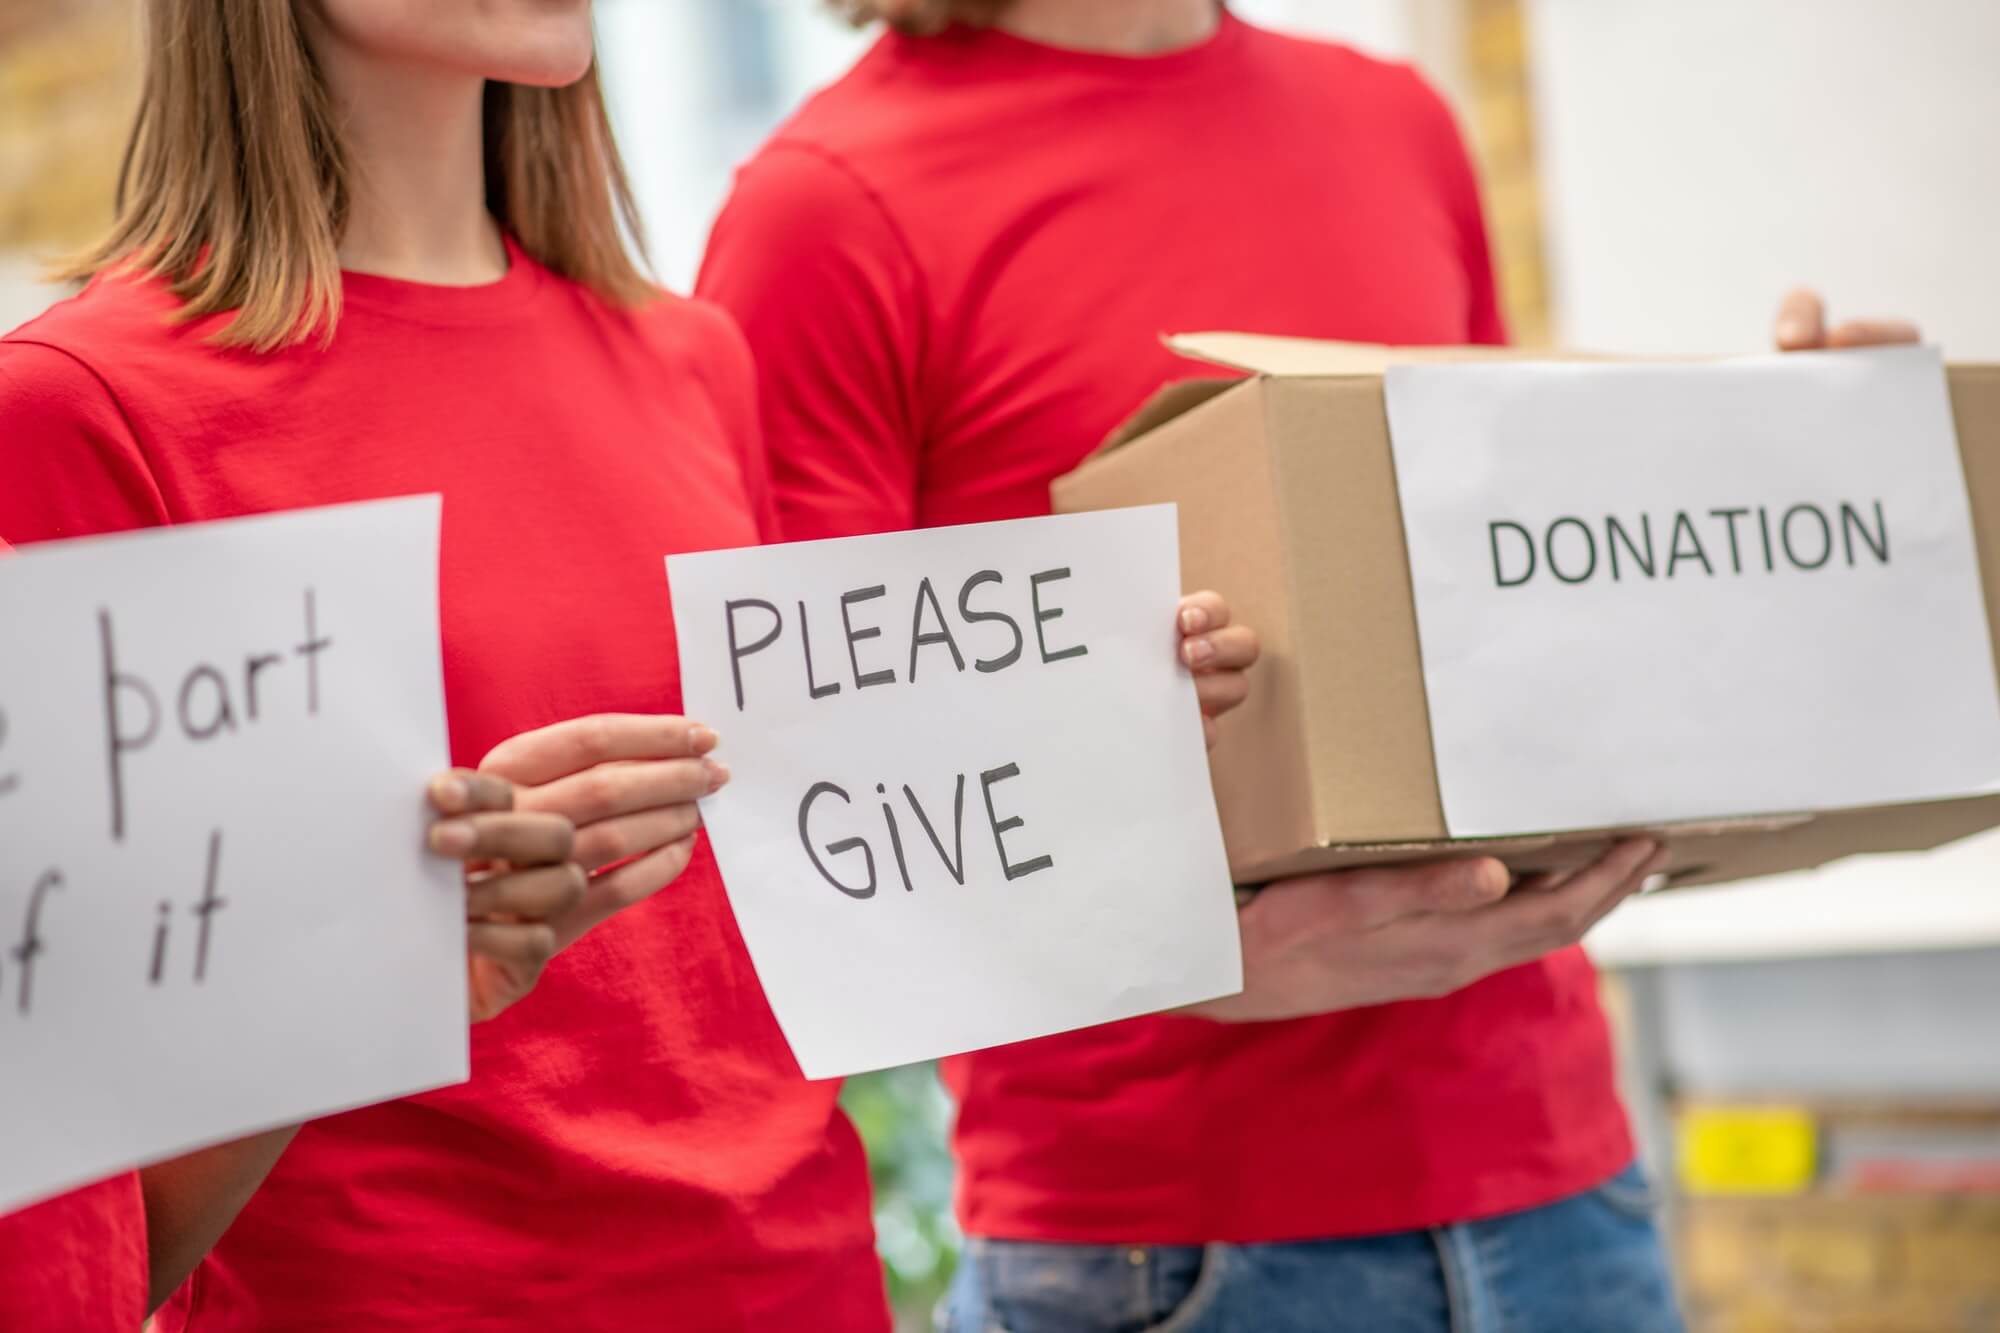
[698,14,1633,1242]
[0,244,890,1330]
[0,1169,147,1328]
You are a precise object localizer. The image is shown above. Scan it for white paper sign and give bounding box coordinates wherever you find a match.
[1385,346,2000,836]
[668,505,1240,1078]
[0,497,464,1212]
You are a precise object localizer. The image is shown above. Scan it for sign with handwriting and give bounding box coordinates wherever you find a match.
[0,497,463,1212]
[669,505,1240,1078]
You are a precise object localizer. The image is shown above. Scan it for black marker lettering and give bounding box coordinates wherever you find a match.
[907,577,966,683]
[798,601,840,701]
[877,784,916,893]
[0,706,16,798]
[11,869,61,1016]
[959,571,1023,673]
[1029,568,1089,664]
[177,664,238,741]
[149,901,171,985]
[798,782,876,900]
[724,599,782,711]
[100,608,160,842]
[903,776,967,886]
[243,653,283,721]
[840,586,896,689]
[295,588,333,714]
[191,829,226,983]
[980,763,1054,882]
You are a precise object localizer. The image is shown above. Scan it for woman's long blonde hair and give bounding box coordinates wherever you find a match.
[62,1,653,351]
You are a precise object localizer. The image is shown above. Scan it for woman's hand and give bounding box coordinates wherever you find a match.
[1177,590,1260,749]
[479,715,728,948]
[427,770,584,1021]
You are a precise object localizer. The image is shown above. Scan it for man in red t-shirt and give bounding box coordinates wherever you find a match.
[699,2,1914,1328]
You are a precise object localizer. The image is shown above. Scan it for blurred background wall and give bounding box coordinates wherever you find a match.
[0,0,138,328]
[4,3,1998,1329]
[1526,0,2000,360]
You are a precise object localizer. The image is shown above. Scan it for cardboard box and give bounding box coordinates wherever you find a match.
[1052,334,2000,888]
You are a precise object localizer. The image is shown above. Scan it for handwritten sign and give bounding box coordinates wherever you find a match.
[0,497,463,1212]
[1385,347,2000,835]
[669,505,1240,1078]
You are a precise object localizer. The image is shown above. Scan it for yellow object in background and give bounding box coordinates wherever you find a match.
[1678,1106,1819,1196]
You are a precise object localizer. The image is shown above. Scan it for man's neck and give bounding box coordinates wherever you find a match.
[307,23,506,286]
[996,0,1221,56]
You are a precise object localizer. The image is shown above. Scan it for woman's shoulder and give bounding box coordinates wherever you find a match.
[5,268,187,360]
[622,285,747,354]
[2,267,227,411]
[609,287,756,401]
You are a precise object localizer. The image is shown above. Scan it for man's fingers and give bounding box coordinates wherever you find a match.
[1182,623,1260,672]
[572,803,705,874]
[1343,856,1510,928]
[1178,590,1232,636]
[513,757,726,828]
[467,862,588,923]
[1827,318,1922,348]
[428,810,575,867]
[480,715,720,786]
[1774,287,1827,350]
[428,769,514,817]
[467,922,560,1022]
[1484,838,1659,951]
[1773,289,1920,351]
[1577,847,1670,935]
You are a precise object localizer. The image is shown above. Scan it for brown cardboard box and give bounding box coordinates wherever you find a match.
[1052,333,2000,888]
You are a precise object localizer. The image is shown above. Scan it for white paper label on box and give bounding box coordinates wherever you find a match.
[0,497,464,1212]
[668,505,1241,1079]
[1384,346,2000,837]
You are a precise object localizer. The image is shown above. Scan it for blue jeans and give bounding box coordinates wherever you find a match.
[940,1164,1683,1333]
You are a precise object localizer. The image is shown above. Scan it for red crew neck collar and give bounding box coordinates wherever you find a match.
[894,6,1246,77]
[339,232,545,323]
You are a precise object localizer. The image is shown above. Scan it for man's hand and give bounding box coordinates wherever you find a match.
[480,714,727,948]
[1191,838,1666,1022]
[426,770,585,1021]
[1177,590,1261,749]
[1774,289,1920,351]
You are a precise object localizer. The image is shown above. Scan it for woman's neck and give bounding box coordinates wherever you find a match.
[309,33,505,285]
[996,0,1221,55]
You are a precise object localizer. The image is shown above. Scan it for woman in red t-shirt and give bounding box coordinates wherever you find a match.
[0,555,587,1326]
[0,1,777,1327]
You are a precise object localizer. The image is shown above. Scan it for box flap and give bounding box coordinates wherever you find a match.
[1166,332,1527,378]
[1100,377,1240,452]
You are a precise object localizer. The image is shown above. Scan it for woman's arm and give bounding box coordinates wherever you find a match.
[139,1128,300,1312]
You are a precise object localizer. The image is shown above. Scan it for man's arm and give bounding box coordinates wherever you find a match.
[697,142,929,541]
